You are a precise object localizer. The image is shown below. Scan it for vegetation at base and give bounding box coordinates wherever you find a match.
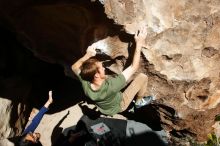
[189,114,220,146]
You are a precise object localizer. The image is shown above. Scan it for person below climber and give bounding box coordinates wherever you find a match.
[71,27,153,116]
[18,90,53,146]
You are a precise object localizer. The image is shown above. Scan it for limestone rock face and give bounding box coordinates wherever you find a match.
[104,0,220,81]
[0,98,13,138]
[102,0,220,143]
[0,0,220,145]
[0,77,32,146]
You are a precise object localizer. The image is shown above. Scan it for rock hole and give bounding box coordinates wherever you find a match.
[202,47,219,58]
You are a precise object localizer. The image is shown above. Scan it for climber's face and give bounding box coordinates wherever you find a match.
[25,132,41,142]
[96,61,106,79]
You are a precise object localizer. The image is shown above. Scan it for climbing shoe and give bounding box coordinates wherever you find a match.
[135,96,153,109]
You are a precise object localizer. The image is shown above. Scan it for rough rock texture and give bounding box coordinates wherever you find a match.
[102,0,220,143]
[0,0,220,145]
[0,98,13,138]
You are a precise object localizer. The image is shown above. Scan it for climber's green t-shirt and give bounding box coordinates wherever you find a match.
[77,74,126,116]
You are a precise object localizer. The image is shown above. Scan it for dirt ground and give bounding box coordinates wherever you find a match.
[33,102,127,146]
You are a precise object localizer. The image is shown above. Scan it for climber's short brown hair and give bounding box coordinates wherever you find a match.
[80,58,99,82]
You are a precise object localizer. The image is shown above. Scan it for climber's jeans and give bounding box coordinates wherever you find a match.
[120,73,148,112]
